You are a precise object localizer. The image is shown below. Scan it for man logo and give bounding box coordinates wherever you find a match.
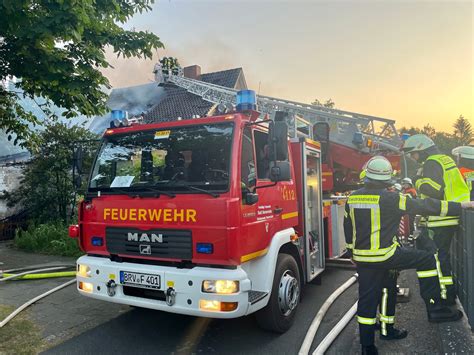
[139,245,151,255]
[127,232,163,243]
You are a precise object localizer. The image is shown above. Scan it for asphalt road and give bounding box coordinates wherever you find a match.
[44,267,359,355]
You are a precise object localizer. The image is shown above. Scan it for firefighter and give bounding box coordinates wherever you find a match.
[344,156,473,355]
[401,177,417,198]
[452,145,474,199]
[402,134,470,306]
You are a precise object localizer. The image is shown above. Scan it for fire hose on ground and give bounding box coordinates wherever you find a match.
[0,265,77,328]
[299,274,359,355]
[0,266,74,281]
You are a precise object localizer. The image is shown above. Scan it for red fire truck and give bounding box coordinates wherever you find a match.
[69,95,343,333]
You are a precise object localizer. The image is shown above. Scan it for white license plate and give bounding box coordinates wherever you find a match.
[120,271,161,290]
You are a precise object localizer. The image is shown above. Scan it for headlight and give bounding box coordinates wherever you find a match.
[77,264,91,278]
[79,281,93,293]
[202,280,239,294]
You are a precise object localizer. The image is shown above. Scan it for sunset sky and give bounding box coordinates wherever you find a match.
[103,0,473,133]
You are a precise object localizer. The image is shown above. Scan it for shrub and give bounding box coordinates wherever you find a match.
[14,223,82,257]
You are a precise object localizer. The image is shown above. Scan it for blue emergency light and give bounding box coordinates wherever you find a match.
[91,236,104,247]
[401,133,410,141]
[236,90,257,111]
[196,243,213,254]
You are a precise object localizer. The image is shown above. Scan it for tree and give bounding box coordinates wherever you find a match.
[399,126,421,136]
[312,98,335,108]
[421,124,436,139]
[452,115,473,145]
[0,1,163,147]
[2,123,99,224]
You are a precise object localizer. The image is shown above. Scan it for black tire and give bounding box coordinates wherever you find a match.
[256,253,301,333]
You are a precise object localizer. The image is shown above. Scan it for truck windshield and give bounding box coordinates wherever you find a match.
[89,122,234,194]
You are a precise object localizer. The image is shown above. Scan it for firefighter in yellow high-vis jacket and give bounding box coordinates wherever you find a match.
[344,156,474,355]
[402,134,470,307]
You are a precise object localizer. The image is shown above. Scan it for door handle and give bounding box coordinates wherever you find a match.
[273,207,283,214]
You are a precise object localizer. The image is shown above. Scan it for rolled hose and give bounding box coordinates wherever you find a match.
[299,273,358,355]
[1,271,77,280]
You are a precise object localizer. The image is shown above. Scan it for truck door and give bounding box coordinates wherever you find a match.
[303,143,325,281]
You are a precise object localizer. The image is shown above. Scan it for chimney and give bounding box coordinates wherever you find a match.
[183,65,201,80]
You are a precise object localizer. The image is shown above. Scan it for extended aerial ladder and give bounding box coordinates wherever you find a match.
[154,64,403,190]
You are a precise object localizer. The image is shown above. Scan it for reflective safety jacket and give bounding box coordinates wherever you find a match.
[459,167,474,200]
[415,154,470,228]
[344,187,461,263]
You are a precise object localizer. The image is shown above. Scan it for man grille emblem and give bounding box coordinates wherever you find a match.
[139,244,151,255]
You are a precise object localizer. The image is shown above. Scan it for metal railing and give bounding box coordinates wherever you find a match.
[451,209,474,330]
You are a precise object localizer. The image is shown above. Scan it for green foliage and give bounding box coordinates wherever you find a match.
[0,0,163,147]
[312,98,335,108]
[2,122,99,224]
[14,223,82,257]
[400,115,472,156]
[452,115,473,145]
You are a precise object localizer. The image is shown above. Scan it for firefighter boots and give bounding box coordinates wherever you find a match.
[379,326,408,340]
[427,305,463,323]
[361,345,378,355]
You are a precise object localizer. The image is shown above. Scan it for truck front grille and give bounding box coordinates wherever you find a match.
[106,227,192,260]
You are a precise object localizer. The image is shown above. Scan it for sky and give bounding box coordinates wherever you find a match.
[102,0,473,133]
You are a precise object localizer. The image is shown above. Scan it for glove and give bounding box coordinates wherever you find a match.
[461,201,474,209]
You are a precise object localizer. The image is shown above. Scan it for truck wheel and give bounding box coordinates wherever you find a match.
[256,253,301,333]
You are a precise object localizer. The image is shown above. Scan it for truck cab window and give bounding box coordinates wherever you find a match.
[254,130,270,179]
[241,127,256,193]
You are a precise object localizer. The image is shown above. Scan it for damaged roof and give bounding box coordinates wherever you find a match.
[144,67,247,123]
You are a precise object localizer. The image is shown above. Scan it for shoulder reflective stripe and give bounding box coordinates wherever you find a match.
[416,178,442,191]
[434,253,447,300]
[349,203,379,209]
[417,269,438,278]
[350,207,357,247]
[380,288,388,335]
[353,242,398,256]
[348,195,380,204]
[399,195,407,211]
[370,207,381,250]
[440,201,448,217]
[357,316,376,325]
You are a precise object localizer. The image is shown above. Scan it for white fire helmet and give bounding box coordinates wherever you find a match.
[452,146,474,160]
[402,134,435,153]
[365,156,393,182]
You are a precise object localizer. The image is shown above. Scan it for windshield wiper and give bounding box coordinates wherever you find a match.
[137,186,176,198]
[182,185,220,198]
[105,188,141,198]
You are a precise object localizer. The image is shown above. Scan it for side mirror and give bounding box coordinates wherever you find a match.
[270,161,291,182]
[245,192,259,205]
[268,111,289,161]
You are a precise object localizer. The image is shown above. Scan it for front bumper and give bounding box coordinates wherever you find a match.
[76,255,254,318]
